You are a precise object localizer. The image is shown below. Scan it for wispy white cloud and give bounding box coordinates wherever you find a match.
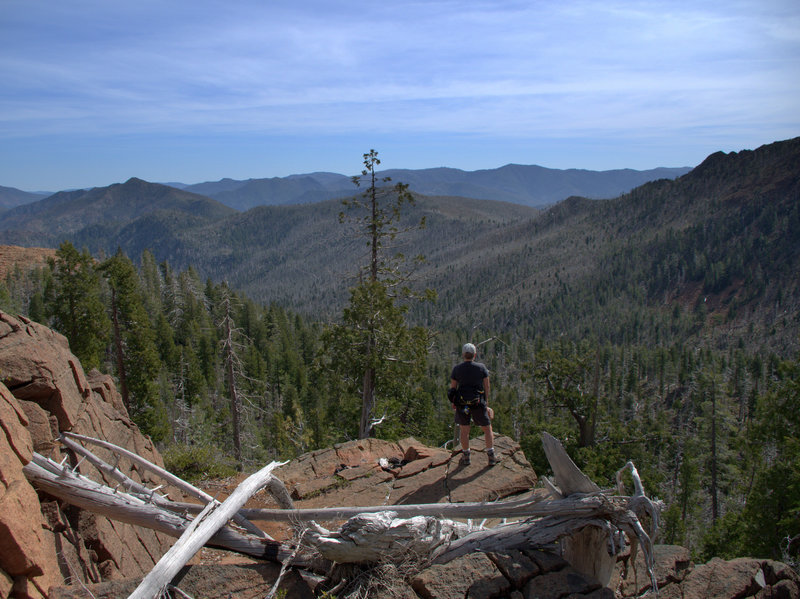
[0,0,798,188]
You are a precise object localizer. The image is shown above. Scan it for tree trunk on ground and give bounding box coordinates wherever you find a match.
[128,461,283,599]
[24,431,661,594]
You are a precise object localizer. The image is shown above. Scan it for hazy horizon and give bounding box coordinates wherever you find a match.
[2,1,798,191]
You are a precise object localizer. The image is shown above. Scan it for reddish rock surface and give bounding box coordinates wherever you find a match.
[0,384,61,599]
[48,563,316,599]
[0,311,175,598]
[276,433,537,510]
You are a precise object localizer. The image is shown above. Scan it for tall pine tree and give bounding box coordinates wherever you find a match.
[322,150,434,439]
[100,250,169,441]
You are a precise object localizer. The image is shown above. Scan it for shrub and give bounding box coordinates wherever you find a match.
[163,443,238,483]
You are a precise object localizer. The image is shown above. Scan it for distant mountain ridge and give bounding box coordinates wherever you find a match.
[0,185,49,212]
[0,177,236,247]
[0,138,796,353]
[2,162,692,212]
[183,164,691,210]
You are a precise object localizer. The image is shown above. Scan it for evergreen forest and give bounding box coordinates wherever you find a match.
[0,141,798,572]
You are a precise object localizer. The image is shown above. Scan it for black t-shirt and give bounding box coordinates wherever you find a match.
[451,360,489,403]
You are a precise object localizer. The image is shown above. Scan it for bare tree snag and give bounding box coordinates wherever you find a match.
[60,431,268,539]
[23,455,291,561]
[219,293,244,464]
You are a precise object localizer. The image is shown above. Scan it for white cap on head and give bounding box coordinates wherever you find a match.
[462,343,476,355]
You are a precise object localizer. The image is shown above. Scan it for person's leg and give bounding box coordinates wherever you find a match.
[481,424,494,451]
[460,424,471,453]
[454,408,471,464]
[481,424,497,464]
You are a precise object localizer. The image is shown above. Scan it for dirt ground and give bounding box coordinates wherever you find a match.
[188,474,296,566]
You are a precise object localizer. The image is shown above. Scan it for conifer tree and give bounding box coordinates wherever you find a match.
[322,149,434,439]
[100,250,169,441]
[533,340,599,447]
[45,241,110,370]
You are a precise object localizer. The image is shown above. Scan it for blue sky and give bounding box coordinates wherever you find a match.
[1,0,798,191]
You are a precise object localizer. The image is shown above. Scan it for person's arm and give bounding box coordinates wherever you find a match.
[449,378,458,409]
[483,376,490,404]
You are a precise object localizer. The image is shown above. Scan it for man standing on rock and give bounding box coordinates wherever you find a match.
[449,343,497,466]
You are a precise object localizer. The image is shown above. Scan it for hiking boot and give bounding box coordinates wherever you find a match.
[487,451,498,466]
[460,452,471,466]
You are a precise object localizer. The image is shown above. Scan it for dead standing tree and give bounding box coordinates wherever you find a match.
[218,291,244,465]
[24,432,661,596]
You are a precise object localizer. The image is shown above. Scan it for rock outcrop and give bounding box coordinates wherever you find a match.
[0,311,174,598]
[612,546,800,599]
[277,433,537,507]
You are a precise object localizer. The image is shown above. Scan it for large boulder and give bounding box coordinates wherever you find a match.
[0,311,175,597]
[275,433,538,510]
[611,548,800,599]
[0,384,61,599]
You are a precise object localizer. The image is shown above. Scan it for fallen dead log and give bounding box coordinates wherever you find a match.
[22,431,661,594]
[128,461,284,599]
[60,431,269,539]
[162,489,615,522]
[433,515,617,564]
[23,455,293,562]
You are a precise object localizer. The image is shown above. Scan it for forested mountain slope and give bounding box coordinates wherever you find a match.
[0,138,797,353]
[0,180,541,314]
[0,185,48,212]
[0,177,236,247]
[172,194,540,310]
[424,137,800,354]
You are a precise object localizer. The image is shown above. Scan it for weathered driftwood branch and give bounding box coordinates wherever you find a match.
[60,431,269,539]
[129,461,284,599]
[541,432,600,496]
[306,511,472,563]
[161,489,616,522]
[25,431,661,592]
[23,454,293,562]
[59,434,158,499]
[614,460,661,592]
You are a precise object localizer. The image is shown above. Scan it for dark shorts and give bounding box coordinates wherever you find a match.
[454,403,491,427]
